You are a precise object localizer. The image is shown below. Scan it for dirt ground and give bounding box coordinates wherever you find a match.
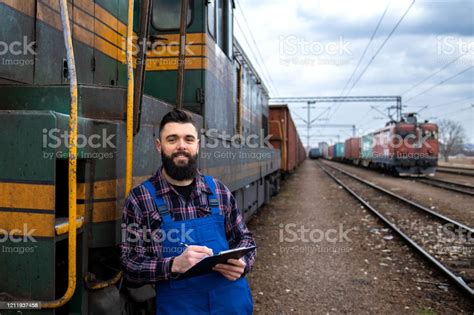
[246,160,474,314]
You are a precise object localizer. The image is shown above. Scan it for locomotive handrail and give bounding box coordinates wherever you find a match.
[133,0,153,135]
[176,0,189,109]
[125,0,135,196]
[41,0,78,308]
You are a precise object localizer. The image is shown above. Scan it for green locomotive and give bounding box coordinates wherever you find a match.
[0,0,280,313]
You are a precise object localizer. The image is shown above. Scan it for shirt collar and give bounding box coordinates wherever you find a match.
[151,167,212,196]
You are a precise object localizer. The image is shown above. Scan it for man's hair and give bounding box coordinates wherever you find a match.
[159,109,196,137]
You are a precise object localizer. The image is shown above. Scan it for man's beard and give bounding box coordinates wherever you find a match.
[161,151,198,181]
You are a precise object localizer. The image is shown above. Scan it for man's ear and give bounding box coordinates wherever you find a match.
[155,138,161,153]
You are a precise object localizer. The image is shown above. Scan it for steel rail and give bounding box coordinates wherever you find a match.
[321,161,473,233]
[437,168,474,177]
[317,162,474,297]
[416,178,474,197]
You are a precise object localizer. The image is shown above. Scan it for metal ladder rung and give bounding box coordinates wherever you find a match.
[54,217,84,236]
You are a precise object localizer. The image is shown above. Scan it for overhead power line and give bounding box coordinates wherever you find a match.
[340,4,390,98]
[435,105,473,119]
[401,53,468,96]
[345,0,416,97]
[330,3,390,120]
[328,0,415,123]
[417,95,474,113]
[235,2,280,97]
[405,65,474,102]
[234,18,278,96]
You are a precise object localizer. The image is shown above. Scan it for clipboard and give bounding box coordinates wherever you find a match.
[177,245,257,280]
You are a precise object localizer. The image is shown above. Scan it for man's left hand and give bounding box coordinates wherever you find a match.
[212,258,246,281]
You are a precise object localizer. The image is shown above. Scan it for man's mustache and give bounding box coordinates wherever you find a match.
[171,151,193,159]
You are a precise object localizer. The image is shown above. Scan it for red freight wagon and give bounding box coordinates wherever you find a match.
[328,145,335,160]
[269,105,306,174]
[344,137,361,165]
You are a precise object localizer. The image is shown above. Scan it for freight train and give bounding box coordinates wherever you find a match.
[0,0,303,313]
[315,114,439,176]
[269,105,306,177]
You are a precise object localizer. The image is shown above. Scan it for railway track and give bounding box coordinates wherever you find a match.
[416,177,474,196]
[317,160,474,297]
[437,167,474,177]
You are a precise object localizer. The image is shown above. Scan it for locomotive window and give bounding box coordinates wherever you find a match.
[216,0,224,49]
[152,0,193,31]
[225,0,233,58]
[423,130,438,139]
[207,0,215,38]
[208,0,233,57]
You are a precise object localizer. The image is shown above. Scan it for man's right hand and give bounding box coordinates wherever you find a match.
[171,245,213,274]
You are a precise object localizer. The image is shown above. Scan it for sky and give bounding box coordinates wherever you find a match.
[234,0,474,148]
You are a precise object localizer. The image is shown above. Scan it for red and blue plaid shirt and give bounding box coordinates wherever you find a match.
[120,168,257,284]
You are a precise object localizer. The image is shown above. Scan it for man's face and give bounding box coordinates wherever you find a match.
[156,122,199,180]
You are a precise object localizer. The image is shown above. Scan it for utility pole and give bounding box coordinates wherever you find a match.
[306,101,316,149]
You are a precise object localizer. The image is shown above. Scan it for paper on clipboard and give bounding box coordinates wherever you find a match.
[177,245,257,280]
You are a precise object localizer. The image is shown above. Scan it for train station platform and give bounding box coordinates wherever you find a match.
[246,159,473,314]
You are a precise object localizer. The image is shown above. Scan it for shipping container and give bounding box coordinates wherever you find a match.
[269,105,306,173]
[334,143,345,160]
[328,145,335,159]
[309,148,321,159]
[344,137,361,163]
[361,134,373,167]
[319,142,329,159]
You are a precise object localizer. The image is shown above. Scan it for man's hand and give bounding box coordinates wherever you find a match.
[212,258,246,281]
[171,245,213,274]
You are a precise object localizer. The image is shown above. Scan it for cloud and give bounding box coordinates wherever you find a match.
[235,0,474,145]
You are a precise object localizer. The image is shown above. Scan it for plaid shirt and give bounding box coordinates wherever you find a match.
[120,168,257,284]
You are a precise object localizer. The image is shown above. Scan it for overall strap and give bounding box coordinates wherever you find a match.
[143,180,173,223]
[203,175,221,215]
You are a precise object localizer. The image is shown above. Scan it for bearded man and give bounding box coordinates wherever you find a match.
[121,109,256,314]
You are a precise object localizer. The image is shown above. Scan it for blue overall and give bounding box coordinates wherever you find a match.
[143,176,253,315]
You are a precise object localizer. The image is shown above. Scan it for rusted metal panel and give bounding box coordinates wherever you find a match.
[344,137,361,160]
[269,105,304,173]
